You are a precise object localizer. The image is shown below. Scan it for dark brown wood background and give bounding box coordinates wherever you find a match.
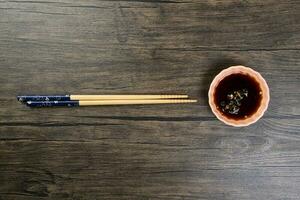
[1,0,300,199]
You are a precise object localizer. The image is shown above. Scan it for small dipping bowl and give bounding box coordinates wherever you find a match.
[208,65,270,127]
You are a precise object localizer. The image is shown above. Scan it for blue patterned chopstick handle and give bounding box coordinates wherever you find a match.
[17,95,71,103]
[26,101,79,108]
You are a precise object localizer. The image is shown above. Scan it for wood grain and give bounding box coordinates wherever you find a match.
[0,0,300,199]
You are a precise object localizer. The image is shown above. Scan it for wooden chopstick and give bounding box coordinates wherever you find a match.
[17,94,188,103]
[25,99,197,107]
[79,99,197,106]
[70,94,189,100]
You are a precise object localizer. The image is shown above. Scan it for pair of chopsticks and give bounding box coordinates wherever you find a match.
[17,95,197,108]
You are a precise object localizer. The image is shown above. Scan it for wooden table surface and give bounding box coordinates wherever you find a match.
[1,0,300,199]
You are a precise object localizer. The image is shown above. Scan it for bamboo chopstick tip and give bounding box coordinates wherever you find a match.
[181,99,197,103]
[176,94,188,98]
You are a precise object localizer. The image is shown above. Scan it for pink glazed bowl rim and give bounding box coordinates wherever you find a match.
[208,65,270,127]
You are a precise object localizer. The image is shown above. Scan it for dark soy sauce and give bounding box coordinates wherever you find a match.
[214,73,262,120]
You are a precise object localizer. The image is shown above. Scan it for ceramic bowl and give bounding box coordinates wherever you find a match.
[208,65,270,127]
